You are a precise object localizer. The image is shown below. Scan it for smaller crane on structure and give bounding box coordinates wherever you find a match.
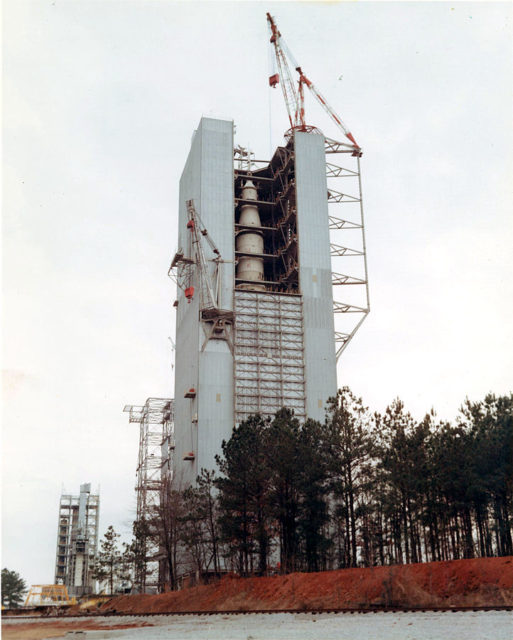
[169,200,233,351]
[266,12,361,154]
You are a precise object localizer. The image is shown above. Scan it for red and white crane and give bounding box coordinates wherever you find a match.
[266,12,361,153]
[169,199,234,331]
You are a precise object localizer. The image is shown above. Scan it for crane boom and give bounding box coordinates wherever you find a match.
[266,12,300,129]
[297,69,359,148]
[168,201,234,351]
[185,199,221,315]
[168,200,224,315]
[266,13,360,151]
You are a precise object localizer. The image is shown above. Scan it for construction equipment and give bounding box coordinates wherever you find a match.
[169,199,234,351]
[24,584,74,608]
[267,12,361,154]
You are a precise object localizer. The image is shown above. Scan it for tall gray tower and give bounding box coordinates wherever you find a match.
[170,117,367,486]
[54,483,99,596]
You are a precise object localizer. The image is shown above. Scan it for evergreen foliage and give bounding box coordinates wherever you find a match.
[150,390,512,587]
[1,568,27,608]
[92,526,122,595]
[216,414,272,575]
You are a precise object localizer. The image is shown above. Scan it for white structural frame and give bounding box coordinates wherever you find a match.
[54,485,99,597]
[325,137,370,359]
[124,398,174,592]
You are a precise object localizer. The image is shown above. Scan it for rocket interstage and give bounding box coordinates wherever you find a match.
[236,180,266,291]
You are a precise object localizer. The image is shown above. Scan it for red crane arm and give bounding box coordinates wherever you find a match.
[266,13,360,151]
[298,69,360,149]
[266,12,301,129]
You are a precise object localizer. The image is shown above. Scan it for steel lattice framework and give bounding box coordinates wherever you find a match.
[233,135,369,367]
[124,398,174,592]
[325,137,370,359]
[54,486,99,597]
[234,290,305,424]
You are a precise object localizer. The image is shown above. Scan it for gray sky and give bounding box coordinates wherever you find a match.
[3,1,512,587]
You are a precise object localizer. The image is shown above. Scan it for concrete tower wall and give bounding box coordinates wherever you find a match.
[174,118,235,485]
[294,131,338,421]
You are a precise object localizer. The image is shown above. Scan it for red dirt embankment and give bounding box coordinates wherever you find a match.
[99,556,513,614]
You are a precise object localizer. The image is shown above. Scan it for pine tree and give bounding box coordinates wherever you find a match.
[460,394,513,556]
[267,408,303,573]
[1,569,27,608]
[328,388,374,567]
[197,469,221,575]
[92,526,121,595]
[296,418,333,571]
[216,414,273,575]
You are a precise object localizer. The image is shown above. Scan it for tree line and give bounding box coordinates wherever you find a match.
[125,389,512,591]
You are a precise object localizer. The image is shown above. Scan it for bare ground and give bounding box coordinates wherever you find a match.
[1,620,153,640]
[98,556,513,614]
[3,557,512,639]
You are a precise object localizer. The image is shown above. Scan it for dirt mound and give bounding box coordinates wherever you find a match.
[99,556,513,614]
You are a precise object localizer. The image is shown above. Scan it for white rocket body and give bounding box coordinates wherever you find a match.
[236,181,266,291]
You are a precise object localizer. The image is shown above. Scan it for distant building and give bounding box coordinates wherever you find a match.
[54,483,100,596]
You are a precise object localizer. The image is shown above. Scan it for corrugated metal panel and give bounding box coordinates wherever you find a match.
[174,118,235,483]
[198,344,233,473]
[200,119,235,311]
[294,132,338,421]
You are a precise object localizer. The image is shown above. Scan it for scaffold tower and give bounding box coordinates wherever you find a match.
[124,397,174,592]
[54,483,99,597]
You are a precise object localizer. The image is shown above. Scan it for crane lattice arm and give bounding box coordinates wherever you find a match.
[185,199,222,315]
[266,13,360,151]
[267,12,301,129]
[168,199,230,322]
[296,69,359,149]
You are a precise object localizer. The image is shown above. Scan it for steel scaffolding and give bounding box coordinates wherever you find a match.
[325,136,370,359]
[234,290,305,424]
[233,133,369,392]
[124,397,174,592]
[54,485,99,597]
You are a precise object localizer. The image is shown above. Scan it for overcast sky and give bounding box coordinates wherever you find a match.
[3,1,512,587]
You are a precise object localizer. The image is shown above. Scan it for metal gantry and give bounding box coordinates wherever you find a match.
[124,398,174,592]
[233,137,369,366]
[233,141,306,425]
[54,485,99,597]
[233,143,302,295]
[325,138,370,359]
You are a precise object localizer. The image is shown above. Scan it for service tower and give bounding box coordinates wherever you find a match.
[170,119,367,486]
[170,15,369,486]
[54,483,99,597]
